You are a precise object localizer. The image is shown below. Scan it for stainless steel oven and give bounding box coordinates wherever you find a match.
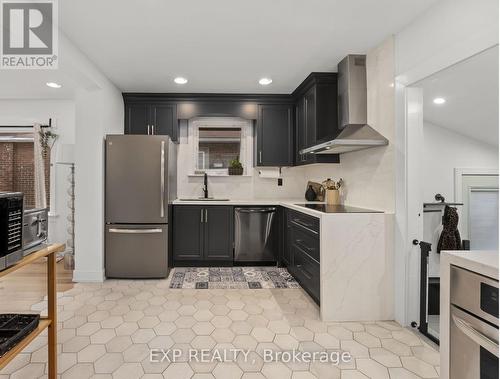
[450,265,499,379]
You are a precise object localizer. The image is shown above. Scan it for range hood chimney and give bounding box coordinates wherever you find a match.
[300,55,388,155]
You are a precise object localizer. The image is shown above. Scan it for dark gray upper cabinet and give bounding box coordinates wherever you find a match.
[125,104,149,135]
[124,102,178,141]
[172,205,233,263]
[295,99,306,165]
[123,73,341,166]
[293,73,340,165]
[151,104,177,141]
[256,104,293,167]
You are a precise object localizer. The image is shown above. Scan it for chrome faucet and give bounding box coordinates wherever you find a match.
[202,172,209,199]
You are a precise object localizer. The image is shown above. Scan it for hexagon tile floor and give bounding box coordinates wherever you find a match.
[0,279,440,379]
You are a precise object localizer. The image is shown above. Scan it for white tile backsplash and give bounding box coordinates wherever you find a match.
[176,119,341,200]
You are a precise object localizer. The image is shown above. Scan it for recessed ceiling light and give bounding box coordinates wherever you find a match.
[46,82,62,88]
[433,97,446,105]
[174,77,188,85]
[259,78,273,86]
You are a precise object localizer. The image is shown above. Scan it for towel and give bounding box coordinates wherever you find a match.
[437,205,462,254]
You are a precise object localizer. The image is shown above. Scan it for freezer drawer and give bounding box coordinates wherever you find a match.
[105,224,168,278]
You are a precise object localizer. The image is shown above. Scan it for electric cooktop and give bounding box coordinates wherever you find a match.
[294,204,383,213]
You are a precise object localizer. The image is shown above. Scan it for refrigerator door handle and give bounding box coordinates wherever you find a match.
[109,228,163,234]
[160,141,165,218]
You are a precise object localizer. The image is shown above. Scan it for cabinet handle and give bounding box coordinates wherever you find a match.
[109,228,162,234]
[160,141,165,218]
[259,151,262,164]
[296,264,313,280]
[452,314,499,356]
[205,209,208,223]
[295,239,314,251]
[200,209,204,223]
[291,219,318,234]
[147,125,150,135]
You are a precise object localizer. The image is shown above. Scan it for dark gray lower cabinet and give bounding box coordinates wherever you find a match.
[204,206,233,260]
[173,205,233,264]
[284,208,320,304]
[172,206,204,261]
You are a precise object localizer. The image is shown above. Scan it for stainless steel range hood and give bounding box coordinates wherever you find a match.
[300,55,388,155]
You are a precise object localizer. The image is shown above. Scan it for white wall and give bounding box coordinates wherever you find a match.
[396,0,498,84]
[339,37,395,213]
[0,100,76,246]
[177,39,396,212]
[423,121,499,277]
[55,34,124,282]
[422,121,499,202]
[394,0,499,326]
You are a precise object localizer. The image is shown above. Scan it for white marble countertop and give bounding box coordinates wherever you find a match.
[441,250,498,279]
[172,199,384,218]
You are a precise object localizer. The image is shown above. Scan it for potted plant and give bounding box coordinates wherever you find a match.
[39,128,58,156]
[228,157,243,175]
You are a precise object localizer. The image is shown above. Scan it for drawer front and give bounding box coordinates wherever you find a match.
[290,244,320,304]
[106,224,168,278]
[289,224,319,262]
[288,210,319,234]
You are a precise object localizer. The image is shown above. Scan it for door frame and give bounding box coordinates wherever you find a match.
[454,167,499,202]
[394,48,499,326]
[454,168,499,242]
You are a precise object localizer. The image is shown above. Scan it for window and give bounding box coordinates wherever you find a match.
[189,118,252,175]
[0,133,51,208]
[197,127,241,170]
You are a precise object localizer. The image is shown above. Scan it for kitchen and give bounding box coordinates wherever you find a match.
[102,56,392,323]
[0,0,498,378]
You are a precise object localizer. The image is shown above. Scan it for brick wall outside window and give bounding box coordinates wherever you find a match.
[0,142,50,208]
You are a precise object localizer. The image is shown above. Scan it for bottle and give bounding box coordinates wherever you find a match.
[305,185,316,201]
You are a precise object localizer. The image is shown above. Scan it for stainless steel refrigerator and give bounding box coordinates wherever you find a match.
[105,135,177,278]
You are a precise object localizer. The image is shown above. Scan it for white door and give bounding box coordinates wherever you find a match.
[459,174,499,250]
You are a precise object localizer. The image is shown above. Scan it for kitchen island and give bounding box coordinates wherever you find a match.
[173,199,393,322]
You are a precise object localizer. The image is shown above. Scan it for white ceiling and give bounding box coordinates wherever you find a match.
[417,45,499,146]
[58,0,437,93]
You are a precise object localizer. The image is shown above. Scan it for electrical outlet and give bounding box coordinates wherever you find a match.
[278,178,283,186]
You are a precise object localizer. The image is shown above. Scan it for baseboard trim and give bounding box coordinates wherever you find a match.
[72,269,105,282]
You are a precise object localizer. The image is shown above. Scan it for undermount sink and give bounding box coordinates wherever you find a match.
[178,198,230,201]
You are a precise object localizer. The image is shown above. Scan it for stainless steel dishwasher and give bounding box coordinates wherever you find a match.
[234,207,277,262]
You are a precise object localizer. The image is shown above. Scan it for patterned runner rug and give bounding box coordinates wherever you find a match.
[169,267,300,289]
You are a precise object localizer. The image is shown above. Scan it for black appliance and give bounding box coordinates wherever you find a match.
[0,192,24,270]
